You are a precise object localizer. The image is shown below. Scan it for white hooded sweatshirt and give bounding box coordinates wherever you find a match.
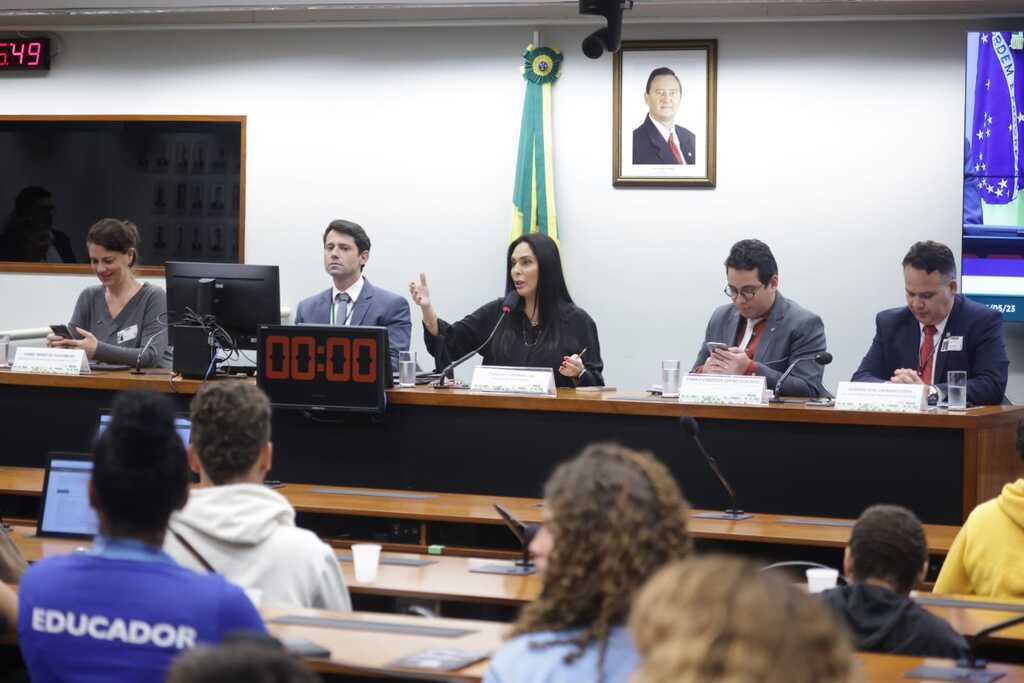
[164,483,351,611]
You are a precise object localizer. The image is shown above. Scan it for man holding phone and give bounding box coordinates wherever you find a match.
[690,239,828,398]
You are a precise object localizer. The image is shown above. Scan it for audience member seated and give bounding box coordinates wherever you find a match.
[17,391,265,682]
[629,555,856,683]
[821,505,968,659]
[934,424,1024,598]
[167,634,320,683]
[164,382,351,611]
[483,443,691,683]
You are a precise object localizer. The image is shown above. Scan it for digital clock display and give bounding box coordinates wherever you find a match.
[0,37,50,71]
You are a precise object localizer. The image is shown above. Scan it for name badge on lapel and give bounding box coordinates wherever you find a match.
[941,336,963,353]
[117,324,139,344]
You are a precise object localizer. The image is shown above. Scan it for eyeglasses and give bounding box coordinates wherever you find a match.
[724,284,764,301]
[652,89,680,98]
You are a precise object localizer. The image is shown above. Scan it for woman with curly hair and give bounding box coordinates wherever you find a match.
[483,443,691,682]
[629,555,857,683]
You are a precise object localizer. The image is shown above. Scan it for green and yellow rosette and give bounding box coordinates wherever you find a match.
[521,44,563,85]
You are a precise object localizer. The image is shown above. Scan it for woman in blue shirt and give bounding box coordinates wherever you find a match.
[484,444,693,683]
[18,391,266,683]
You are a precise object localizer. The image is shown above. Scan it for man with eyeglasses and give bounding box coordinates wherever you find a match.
[690,239,827,397]
[853,241,1008,405]
[632,67,696,165]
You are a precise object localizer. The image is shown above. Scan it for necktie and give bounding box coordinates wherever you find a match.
[738,319,762,351]
[334,292,350,326]
[919,324,938,384]
[668,132,685,164]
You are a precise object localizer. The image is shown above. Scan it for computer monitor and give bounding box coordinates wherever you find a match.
[98,411,192,447]
[165,261,280,350]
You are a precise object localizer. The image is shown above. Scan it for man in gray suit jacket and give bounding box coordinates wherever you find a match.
[690,239,827,398]
[295,219,411,372]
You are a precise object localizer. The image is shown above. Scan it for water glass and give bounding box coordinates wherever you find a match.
[806,568,839,593]
[0,336,9,368]
[398,351,416,387]
[661,359,681,398]
[352,543,382,583]
[947,370,967,411]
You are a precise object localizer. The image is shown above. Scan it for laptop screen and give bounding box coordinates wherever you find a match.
[97,412,192,447]
[37,456,100,539]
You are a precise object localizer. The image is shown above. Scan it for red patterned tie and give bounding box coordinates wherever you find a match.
[668,132,684,164]
[919,324,938,384]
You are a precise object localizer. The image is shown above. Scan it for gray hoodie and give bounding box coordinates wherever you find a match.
[164,483,351,611]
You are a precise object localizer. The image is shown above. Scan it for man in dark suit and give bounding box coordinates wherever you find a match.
[691,239,828,398]
[632,67,696,165]
[853,241,1008,406]
[295,219,411,372]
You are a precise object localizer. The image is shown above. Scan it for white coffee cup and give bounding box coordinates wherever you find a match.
[351,543,382,583]
[805,567,839,593]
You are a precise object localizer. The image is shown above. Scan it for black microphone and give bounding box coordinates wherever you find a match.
[433,290,520,389]
[680,416,752,521]
[956,614,1024,671]
[770,352,833,401]
[131,328,168,375]
[494,503,539,573]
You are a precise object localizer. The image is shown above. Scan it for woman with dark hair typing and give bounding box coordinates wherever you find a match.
[46,218,169,368]
[17,391,266,682]
[482,444,691,682]
[409,233,604,387]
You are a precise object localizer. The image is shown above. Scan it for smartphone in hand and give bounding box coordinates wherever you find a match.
[49,324,76,339]
[705,341,728,353]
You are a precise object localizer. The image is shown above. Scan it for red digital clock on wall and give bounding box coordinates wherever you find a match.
[0,37,51,71]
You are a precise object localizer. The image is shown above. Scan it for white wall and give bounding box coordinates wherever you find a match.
[4,20,1022,399]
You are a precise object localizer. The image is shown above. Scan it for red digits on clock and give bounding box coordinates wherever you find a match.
[352,339,377,382]
[27,41,41,67]
[325,338,351,382]
[264,335,290,379]
[10,42,23,64]
[290,336,316,381]
[0,44,8,68]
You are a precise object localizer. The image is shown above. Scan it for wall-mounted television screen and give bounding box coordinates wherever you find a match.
[962,32,1024,321]
[0,116,244,273]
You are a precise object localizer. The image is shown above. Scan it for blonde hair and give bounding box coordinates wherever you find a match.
[510,443,691,672]
[630,556,857,683]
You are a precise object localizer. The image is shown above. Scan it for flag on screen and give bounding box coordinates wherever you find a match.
[970,32,1024,205]
[510,44,563,244]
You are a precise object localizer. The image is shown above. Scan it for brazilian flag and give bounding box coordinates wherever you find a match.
[510,45,563,244]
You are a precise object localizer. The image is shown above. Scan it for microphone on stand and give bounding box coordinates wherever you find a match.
[770,352,833,402]
[680,416,752,521]
[132,328,168,375]
[433,290,520,389]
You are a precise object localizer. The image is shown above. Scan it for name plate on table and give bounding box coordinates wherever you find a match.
[470,366,556,396]
[678,374,767,406]
[834,381,927,413]
[11,347,89,375]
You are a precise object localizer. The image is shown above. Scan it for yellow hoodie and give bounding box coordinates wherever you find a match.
[934,479,1024,597]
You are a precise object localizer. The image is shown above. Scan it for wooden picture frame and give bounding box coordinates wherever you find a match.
[613,40,717,188]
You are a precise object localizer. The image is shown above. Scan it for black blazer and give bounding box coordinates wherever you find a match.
[632,116,696,165]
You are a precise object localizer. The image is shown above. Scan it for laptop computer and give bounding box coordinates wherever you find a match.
[36,454,99,539]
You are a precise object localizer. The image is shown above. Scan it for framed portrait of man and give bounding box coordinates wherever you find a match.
[613,39,718,188]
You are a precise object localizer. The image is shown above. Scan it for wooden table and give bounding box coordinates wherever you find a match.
[0,467,960,559]
[2,370,1021,524]
[858,652,1024,681]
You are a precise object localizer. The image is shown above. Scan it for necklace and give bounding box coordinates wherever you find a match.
[521,317,542,347]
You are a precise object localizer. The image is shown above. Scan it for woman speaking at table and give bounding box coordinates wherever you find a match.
[409,233,604,388]
[46,218,169,368]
